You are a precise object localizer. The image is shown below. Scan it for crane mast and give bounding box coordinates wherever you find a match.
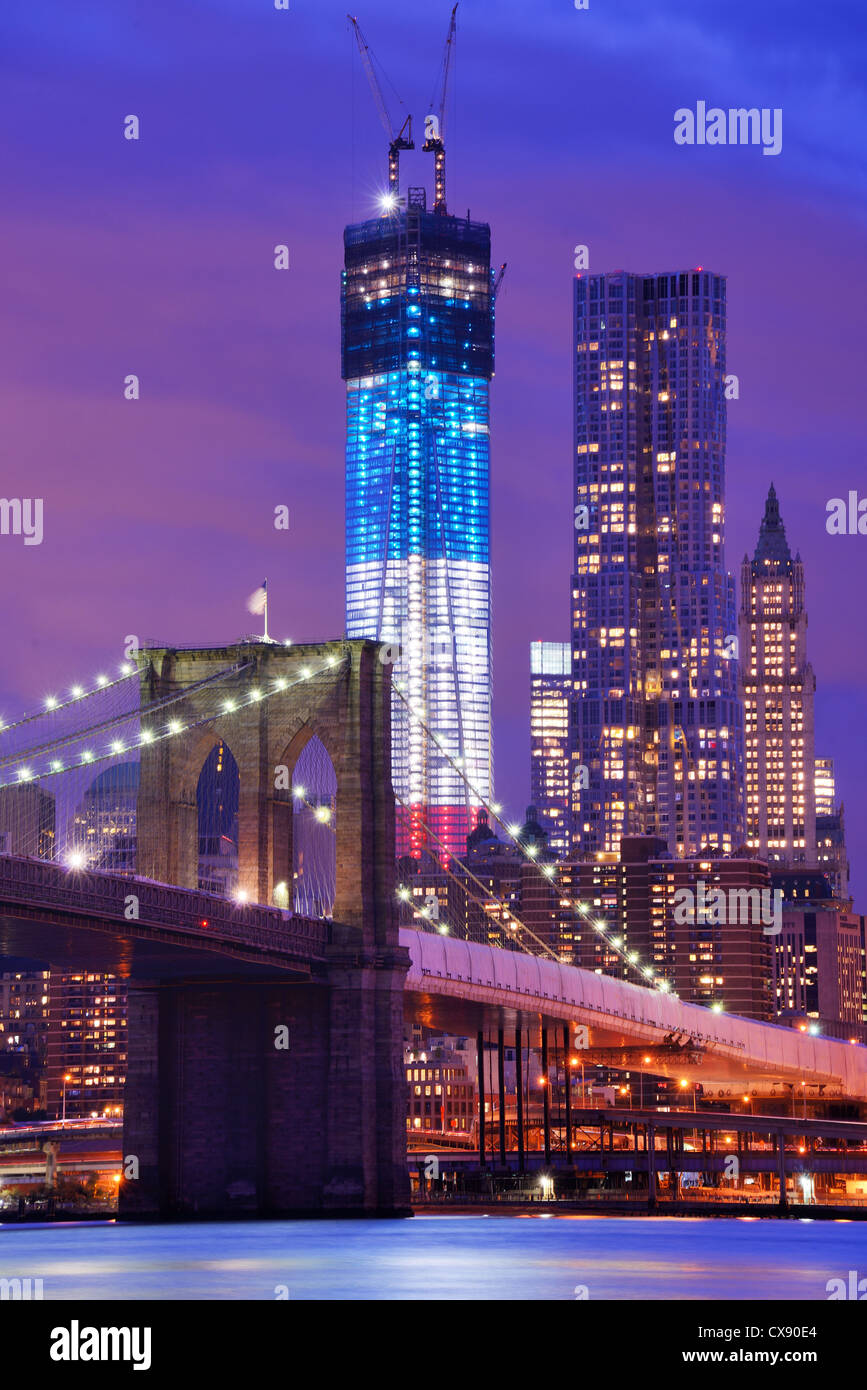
[348,14,414,199]
[423,4,458,213]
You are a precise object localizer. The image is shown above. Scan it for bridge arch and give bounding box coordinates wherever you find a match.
[195,740,240,898]
[135,640,397,943]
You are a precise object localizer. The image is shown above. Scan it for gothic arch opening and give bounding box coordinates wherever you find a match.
[196,741,239,897]
[292,735,336,918]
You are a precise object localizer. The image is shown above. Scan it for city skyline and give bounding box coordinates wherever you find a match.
[0,0,864,901]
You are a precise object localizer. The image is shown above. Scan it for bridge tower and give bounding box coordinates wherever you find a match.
[121,638,410,1217]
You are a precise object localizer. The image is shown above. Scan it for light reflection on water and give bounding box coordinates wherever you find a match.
[1,1216,865,1300]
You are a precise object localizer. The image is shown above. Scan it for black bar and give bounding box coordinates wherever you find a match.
[515,1026,525,1173]
[563,1024,573,1164]
[497,1028,507,1166]
[477,1030,486,1168]
[541,1026,551,1165]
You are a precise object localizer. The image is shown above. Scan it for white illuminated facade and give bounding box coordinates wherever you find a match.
[530,641,572,857]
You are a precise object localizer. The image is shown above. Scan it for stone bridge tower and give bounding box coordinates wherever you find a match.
[121,639,410,1218]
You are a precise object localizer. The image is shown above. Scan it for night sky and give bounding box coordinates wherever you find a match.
[1,0,864,898]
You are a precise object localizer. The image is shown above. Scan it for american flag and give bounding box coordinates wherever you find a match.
[247,581,267,616]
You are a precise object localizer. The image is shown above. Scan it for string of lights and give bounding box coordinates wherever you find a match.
[0,654,348,793]
[393,791,562,962]
[391,677,680,999]
[0,666,138,736]
[0,662,259,773]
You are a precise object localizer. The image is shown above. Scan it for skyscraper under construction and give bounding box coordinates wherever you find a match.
[342,11,497,860]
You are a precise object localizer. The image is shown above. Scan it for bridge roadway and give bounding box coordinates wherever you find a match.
[1,856,866,1099]
[401,928,867,1100]
[0,855,327,980]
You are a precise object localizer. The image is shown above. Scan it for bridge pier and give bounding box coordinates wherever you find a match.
[120,962,410,1219]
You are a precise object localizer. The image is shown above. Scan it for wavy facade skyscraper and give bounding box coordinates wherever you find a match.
[571,269,745,857]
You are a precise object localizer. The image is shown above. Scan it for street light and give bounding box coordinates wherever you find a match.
[61,1073,72,1127]
[679,1079,697,1113]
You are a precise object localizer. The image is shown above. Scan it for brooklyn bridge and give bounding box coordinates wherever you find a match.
[0,639,865,1217]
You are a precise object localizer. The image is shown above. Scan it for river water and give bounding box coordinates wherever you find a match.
[2,1215,866,1299]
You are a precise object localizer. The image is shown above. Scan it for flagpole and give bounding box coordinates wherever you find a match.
[263,578,270,643]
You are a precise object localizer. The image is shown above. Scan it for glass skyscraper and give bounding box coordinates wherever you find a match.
[529,641,572,858]
[342,190,495,860]
[571,269,745,858]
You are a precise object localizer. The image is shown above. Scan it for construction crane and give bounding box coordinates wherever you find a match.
[348,15,414,202]
[492,262,507,301]
[423,4,458,213]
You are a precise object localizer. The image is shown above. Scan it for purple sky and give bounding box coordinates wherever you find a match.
[1,0,865,899]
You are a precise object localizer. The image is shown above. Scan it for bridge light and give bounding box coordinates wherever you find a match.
[808,1023,820,1036]
[679,1079,688,1089]
[45,696,58,710]
[327,656,338,667]
[542,864,555,878]
[491,802,502,814]
[70,686,84,699]
[50,760,63,773]
[398,886,410,902]
[659,980,670,992]
[507,823,521,837]
[111,741,125,754]
[96,675,109,687]
[223,699,236,713]
[293,785,306,800]
[17,768,32,781]
[67,851,87,870]
[168,720,183,734]
[82,751,93,763]
[235,889,248,904]
[249,690,262,702]
[437,924,449,935]
[300,667,311,680]
[121,663,135,676]
[140,730,154,744]
[711,1001,723,1013]
[314,806,332,823]
[628,951,638,963]
[274,678,288,691]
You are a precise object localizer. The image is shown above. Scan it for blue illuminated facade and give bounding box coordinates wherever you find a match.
[342,198,495,859]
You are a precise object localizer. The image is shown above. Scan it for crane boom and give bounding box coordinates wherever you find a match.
[423,4,458,213]
[348,14,414,198]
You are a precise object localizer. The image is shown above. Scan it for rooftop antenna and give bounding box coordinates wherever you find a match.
[348,15,414,203]
[424,4,458,213]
